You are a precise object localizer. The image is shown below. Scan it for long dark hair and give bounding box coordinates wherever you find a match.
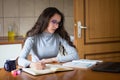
[26,7,75,48]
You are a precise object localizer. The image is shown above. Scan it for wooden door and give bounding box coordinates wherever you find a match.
[74,0,120,61]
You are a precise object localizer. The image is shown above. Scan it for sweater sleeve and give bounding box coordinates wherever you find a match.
[18,37,34,67]
[56,37,79,62]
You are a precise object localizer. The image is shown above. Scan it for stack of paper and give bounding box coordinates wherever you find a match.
[62,59,103,69]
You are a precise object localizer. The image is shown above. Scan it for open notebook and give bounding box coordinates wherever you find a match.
[62,59,103,69]
[22,64,73,76]
[91,62,120,73]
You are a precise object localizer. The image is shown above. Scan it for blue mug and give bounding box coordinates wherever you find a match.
[4,59,16,72]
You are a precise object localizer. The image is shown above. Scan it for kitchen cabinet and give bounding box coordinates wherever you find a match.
[0,37,24,68]
[0,44,22,68]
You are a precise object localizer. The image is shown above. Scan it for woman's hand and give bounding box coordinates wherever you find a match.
[41,58,58,64]
[29,61,45,70]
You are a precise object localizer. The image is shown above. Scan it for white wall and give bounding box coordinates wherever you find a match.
[0,0,74,36]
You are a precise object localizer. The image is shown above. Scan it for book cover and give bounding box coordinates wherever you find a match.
[22,64,73,76]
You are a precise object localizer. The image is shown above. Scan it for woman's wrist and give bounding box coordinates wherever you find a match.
[41,57,58,63]
[50,57,58,63]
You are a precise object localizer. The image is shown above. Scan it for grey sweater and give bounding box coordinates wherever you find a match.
[18,32,79,67]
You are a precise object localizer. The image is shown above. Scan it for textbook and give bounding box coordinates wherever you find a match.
[22,64,73,75]
[62,59,103,69]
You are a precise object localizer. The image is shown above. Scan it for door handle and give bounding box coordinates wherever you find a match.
[77,21,87,38]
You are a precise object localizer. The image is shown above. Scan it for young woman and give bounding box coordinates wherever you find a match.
[18,7,79,70]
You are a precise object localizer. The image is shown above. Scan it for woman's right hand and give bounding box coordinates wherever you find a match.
[29,61,46,70]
